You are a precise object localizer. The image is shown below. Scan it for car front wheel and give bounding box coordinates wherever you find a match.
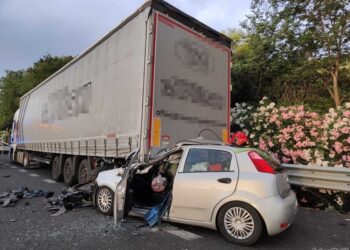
[217,201,263,246]
[96,186,114,215]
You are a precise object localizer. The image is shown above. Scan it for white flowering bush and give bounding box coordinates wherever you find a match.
[323,104,350,167]
[232,97,350,167]
[232,98,350,213]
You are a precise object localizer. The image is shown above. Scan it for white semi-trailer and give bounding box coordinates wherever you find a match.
[10,0,231,186]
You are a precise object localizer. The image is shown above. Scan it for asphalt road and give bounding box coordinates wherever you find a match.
[0,153,349,250]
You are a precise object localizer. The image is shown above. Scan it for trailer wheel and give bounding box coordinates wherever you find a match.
[9,149,15,164]
[78,159,89,184]
[63,157,75,187]
[23,152,30,169]
[51,156,62,181]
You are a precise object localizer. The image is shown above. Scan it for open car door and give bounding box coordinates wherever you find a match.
[113,153,139,225]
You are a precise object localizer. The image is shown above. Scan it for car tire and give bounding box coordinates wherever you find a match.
[63,157,75,187]
[96,186,114,215]
[217,201,263,246]
[51,156,62,181]
[78,159,89,184]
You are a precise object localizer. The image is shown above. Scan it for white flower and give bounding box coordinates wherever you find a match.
[345,102,350,109]
[267,102,276,109]
[336,196,344,206]
[250,133,255,138]
[259,106,266,112]
[319,189,326,194]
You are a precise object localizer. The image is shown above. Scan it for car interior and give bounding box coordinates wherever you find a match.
[124,150,183,212]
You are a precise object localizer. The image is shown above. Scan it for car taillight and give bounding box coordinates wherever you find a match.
[248,151,276,174]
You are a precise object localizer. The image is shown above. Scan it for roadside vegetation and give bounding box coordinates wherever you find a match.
[228,0,350,111]
[0,55,74,130]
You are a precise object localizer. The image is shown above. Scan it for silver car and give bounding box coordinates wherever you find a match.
[94,139,298,246]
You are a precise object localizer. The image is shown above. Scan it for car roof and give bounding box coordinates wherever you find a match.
[175,137,226,147]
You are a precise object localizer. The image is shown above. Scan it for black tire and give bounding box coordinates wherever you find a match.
[78,159,89,184]
[23,152,30,169]
[96,186,114,215]
[9,150,15,164]
[63,157,76,187]
[217,201,263,246]
[51,156,62,181]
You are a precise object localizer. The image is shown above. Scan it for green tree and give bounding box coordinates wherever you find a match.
[0,54,73,129]
[247,0,350,107]
[0,70,24,128]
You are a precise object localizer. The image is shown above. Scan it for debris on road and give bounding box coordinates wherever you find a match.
[0,187,54,207]
[46,182,95,216]
[1,175,10,178]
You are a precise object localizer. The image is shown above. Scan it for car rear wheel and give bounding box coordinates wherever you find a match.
[217,201,263,246]
[63,157,75,187]
[51,156,62,181]
[96,186,114,215]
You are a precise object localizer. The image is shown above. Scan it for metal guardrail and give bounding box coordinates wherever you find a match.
[283,164,350,192]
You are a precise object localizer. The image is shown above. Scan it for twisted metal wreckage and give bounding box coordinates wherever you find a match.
[0,183,95,217]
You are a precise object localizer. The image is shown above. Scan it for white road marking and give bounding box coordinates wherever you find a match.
[29,173,40,177]
[163,225,202,241]
[43,179,56,184]
[10,166,18,169]
[19,169,28,173]
[4,163,11,166]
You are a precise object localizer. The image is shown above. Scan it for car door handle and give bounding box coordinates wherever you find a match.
[217,178,232,184]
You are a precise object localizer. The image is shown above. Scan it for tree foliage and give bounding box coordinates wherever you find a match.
[230,0,350,110]
[0,54,73,129]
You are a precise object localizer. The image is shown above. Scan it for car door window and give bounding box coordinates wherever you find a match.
[183,148,232,172]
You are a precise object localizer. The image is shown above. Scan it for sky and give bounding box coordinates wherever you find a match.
[0,0,251,77]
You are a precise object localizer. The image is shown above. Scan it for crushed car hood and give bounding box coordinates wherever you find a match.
[95,168,123,192]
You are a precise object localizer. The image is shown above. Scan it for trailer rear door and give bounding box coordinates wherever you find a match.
[149,12,231,150]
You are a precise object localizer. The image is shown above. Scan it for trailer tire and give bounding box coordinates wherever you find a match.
[9,149,15,164]
[23,152,30,169]
[51,156,63,181]
[78,159,89,184]
[63,157,75,187]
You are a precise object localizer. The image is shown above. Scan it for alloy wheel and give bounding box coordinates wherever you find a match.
[224,207,255,240]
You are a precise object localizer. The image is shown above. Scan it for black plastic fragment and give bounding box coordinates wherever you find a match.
[46,182,95,216]
[0,186,54,208]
